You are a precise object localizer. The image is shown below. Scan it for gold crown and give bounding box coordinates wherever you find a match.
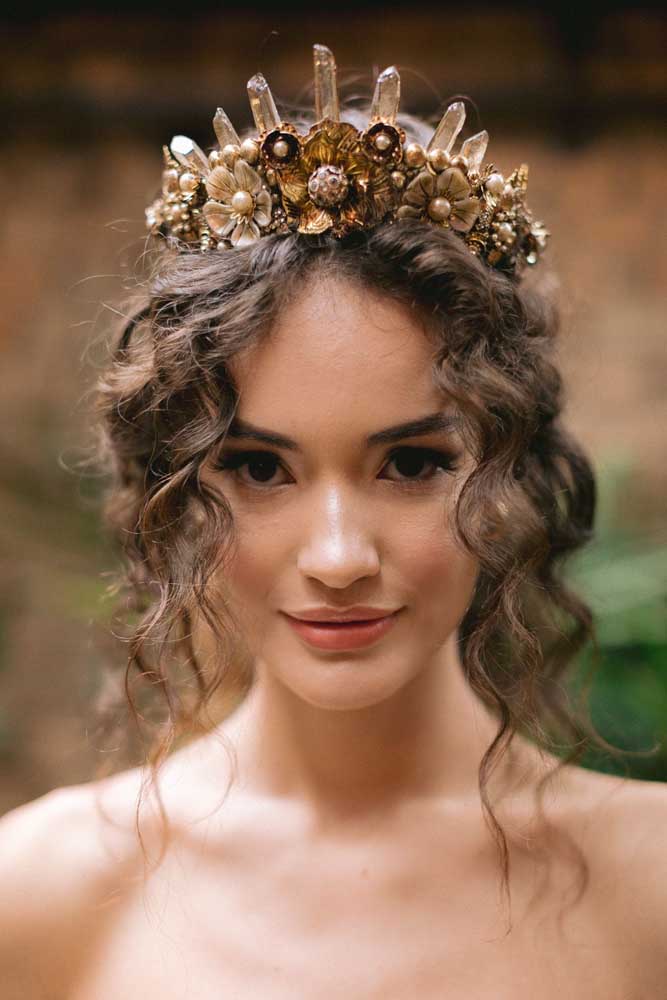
[145,44,549,274]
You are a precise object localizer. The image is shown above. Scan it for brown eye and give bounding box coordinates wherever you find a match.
[382,446,458,482]
[245,454,280,483]
[216,450,287,486]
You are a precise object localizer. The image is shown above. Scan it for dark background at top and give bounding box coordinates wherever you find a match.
[2,3,665,148]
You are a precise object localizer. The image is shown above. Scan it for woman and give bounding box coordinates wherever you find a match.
[1,45,665,999]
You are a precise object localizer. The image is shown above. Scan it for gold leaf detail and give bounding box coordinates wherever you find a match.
[206,166,236,202]
[436,167,470,202]
[298,204,334,234]
[403,171,436,207]
[231,219,261,246]
[279,173,310,207]
[450,197,481,232]
[203,200,235,236]
[253,190,273,227]
[233,158,262,195]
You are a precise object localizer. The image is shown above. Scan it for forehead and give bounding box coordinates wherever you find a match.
[230,276,445,423]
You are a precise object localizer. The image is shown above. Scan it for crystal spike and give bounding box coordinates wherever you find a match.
[370,65,401,125]
[213,107,241,148]
[313,44,339,121]
[170,135,210,175]
[247,73,281,134]
[460,130,488,173]
[428,101,466,153]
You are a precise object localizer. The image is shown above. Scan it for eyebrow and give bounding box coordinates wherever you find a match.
[225,412,460,451]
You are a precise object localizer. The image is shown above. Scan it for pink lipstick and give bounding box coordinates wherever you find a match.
[281,610,401,651]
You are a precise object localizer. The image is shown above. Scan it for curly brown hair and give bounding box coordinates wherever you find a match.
[89,108,626,925]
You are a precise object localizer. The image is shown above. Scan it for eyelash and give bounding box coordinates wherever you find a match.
[215,446,460,491]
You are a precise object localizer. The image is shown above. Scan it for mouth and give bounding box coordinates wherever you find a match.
[281,610,402,651]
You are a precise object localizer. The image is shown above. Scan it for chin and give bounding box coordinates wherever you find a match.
[268,646,425,712]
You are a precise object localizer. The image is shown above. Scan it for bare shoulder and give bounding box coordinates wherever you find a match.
[0,768,150,893]
[586,770,667,894]
[562,766,667,863]
[559,767,667,980]
[0,774,146,999]
[0,738,241,980]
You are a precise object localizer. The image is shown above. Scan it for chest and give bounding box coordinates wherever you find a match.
[71,834,633,1000]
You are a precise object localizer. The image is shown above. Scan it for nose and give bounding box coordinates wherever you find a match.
[296,485,381,589]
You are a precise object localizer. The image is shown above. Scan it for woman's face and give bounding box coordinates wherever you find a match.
[203,274,479,711]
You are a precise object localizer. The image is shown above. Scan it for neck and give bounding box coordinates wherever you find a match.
[222,636,526,825]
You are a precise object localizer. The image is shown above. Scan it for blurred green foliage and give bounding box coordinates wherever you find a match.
[567,459,667,781]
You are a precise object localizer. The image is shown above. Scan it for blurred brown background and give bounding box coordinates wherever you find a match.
[1,3,666,813]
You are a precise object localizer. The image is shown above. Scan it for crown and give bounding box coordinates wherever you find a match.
[145,44,549,275]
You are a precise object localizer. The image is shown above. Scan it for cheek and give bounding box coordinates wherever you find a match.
[391,508,478,629]
[214,494,478,642]
[221,509,287,610]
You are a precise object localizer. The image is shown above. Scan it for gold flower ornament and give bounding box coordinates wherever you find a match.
[398,166,481,232]
[203,158,272,246]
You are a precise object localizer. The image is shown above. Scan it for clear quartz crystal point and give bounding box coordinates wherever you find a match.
[428,101,466,153]
[370,65,401,125]
[170,135,210,175]
[247,73,281,134]
[213,107,241,148]
[313,44,339,121]
[460,130,489,173]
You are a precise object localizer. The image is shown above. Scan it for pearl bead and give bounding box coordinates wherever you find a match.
[391,170,405,189]
[450,154,468,171]
[178,172,199,194]
[208,150,222,167]
[497,222,514,242]
[374,132,392,151]
[231,190,254,216]
[265,168,277,186]
[485,172,504,196]
[222,143,241,166]
[240,139,260,164]
[273,139,290,159]
[427,148,450,172]
[404,143,426,168]
[427,197,451,222]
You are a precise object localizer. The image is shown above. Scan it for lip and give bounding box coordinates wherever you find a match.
[281,608,402,651]
[283,606,401,623]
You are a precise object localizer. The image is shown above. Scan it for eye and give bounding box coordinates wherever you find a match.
[381,446,459,484]
[215,450,290,487]
[215,445,460,491]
